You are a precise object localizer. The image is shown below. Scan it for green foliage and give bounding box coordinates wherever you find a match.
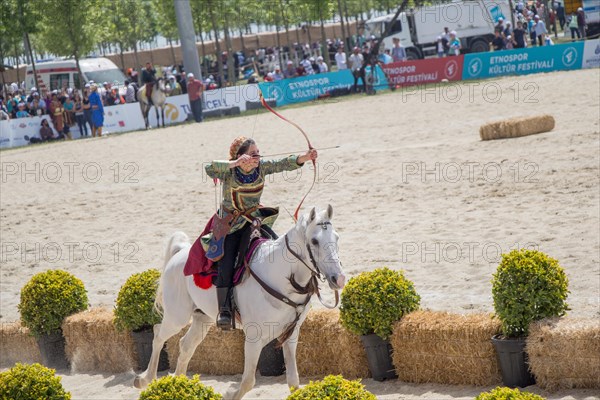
[18,270,88,337]
[287,375,376,400]
[138,374,222,400]
[0,363,72,400]
[475,386,546,400]
[492,249,569,337]
[340,267,420,340]
[114,269,162,332]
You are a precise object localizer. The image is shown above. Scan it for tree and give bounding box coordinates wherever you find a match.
[153,0,179,66]
[37,0,102,89]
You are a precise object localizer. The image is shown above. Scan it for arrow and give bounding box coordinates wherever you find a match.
[255,145,341,158]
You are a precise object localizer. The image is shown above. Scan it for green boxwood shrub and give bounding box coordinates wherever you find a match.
[340,267,420,340]
[0,363,71,399]
[492,249,569,337]
[114,269,162,332]
[476,386,546,400]
[18,269,88,337]
[287,375,376,400]
[138,374,221,400]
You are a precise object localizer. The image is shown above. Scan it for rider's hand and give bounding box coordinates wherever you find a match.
[236,154,259,169]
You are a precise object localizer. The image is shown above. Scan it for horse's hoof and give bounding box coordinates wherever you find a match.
[133,376,144,389]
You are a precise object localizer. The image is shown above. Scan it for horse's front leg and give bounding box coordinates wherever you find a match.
[226,339,265,400]
[154,105,160,129]
[283,331,301,390]
[160,107,165,128]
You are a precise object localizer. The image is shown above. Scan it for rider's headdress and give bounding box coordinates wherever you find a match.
[229,136,248,160]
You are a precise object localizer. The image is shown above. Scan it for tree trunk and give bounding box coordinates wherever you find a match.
[343,0,352,50]
[275,18,284,70]
[319,8,331,67]
[508,0,516,27]
[14,43,20,84]
[280,0,291,50]
[209,1,224,87]
[295,24,301,45]
[119,42,126,71]
[337,0,347,48]
[169,38,177,66]
[306,22,313,45]
[133,41,141,85]
[239,28,246,54]
[74,50,84,89]
[24,32,38,91]
[223,23,235,84]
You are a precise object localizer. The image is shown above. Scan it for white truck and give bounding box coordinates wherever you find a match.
[25,57,127,93]
[365,0,512,59]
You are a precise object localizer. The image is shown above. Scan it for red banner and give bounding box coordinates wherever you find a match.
[382,56,464,87]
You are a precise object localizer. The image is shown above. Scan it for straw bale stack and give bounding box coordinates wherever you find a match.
[391,311,501,386]
[296,309,370,379]
[62,308,135,373]
[0,322,42,367]
[166,324,245,375]
[528,317,600,390]
[480,115,555,140]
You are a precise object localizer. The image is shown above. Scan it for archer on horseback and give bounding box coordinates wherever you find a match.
[203,136,318,330]
[141,62,157,105]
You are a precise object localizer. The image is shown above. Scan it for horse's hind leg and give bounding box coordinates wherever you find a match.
[154,106,160,129]
[160,107,165,128]
[174,310,213,375]
[134,297,194,388]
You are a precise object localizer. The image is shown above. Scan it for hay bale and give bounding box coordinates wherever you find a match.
[0,322,42,367]
[391,311,501,386]
[479,114,555,140]
[527,317,600,390]
[166,324,245,375]
[62,308,136,373]
[296,309,370,379]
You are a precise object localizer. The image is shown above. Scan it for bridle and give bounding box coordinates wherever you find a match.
[245,221,340,346]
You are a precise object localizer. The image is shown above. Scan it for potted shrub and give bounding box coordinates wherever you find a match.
[138,374,221,400]
[287,375,376,400]
[18,269,88,370]
[491,249,569,388]
[340,267,420,381]
[0,362,72,399]
[114,268,169,371]
[476,386,546,400]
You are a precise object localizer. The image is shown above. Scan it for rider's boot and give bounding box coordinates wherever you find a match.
[216,286,233,330]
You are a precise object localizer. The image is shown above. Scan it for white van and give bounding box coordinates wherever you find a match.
[25,57,127,93]
[365,0,512,59]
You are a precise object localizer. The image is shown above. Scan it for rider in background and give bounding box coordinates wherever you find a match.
[203,136,318,330]
[141,62,157,104]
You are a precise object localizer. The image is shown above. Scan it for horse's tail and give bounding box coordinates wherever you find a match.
[154,231,190,315]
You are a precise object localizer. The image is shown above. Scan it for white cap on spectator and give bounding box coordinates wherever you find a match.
[317,56,323,61]
[267,72,273,77]
[275,65,281,70]
[103,81,108,85]
[309,57,315,62]
[287,60,293,65]
[169,75,175,80]
[209,75,214,80]
[450,30,457,35]
[498,17,504,21]
[437,36,442,40]
[187,72,194,78]
[534,14,540,19]
[84,83,90,88]
[33,92,39,96]
[51,90,58,94]
[31,87,37,92]
[578,7,583,11]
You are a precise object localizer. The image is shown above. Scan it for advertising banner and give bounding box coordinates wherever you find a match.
[102,103,146,134]
[582,39,600,70]
[462,42,585,80]
[0,115,54,149]
[382,56,464,87]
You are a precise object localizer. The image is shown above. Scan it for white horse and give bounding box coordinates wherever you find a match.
[138,78,169,129]
[134,205,346,399]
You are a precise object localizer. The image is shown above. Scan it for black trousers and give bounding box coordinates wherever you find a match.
[190,98,203,122]
[215,224,250,288]
[352,69,366,93]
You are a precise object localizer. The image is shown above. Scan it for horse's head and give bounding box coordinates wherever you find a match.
[157,78,170,93]
[297,205,346,290]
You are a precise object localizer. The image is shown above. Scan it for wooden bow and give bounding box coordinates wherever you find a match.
[259,91,316,222]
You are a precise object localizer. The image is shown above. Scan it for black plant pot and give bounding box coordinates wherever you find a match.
[258,339,285,376]
[131,328,169,372]
[361,333,398,381]
[491,334,535,388]
[37,331,70,371]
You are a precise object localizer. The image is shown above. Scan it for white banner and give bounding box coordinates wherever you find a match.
[582,39,600,70]
[0,115,55,149]
[147,94,191,127]
[102,103,146,134]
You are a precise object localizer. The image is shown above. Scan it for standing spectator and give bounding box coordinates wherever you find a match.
[568,12,581,40]
[272,66,284,81]
[50,94,68,138]
[349,47,365,93]
[316,56,328,73]
[284,61,297,78]
[167,75,181,96]
[89,84,104,137]
[82,87,94,133]
[556,2,566,30]
[504,22,513,37]
[391,37,407,62]
[492,30,505,51]
[436,36,445,57]
[335,47,347,70]
[141,62,157,104]
[63,95,74,126]
[513,21,527,48]
[186,73,203,123]
[310,57,319,74]
[124,80,136,103]
[495,17,505,33]
[73,92,88,136]
[534,15,547,46]
[448,31,462,56]
[441,27,451,53]
[577,7,586,39]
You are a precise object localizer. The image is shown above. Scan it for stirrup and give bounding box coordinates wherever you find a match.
[217,309,233,330]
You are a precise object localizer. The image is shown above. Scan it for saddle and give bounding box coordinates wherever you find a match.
[192,221,277,290]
